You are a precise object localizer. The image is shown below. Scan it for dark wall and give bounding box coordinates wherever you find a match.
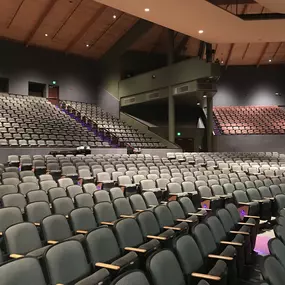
[214,65,285,106]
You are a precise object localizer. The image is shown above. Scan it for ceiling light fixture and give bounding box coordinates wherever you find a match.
[113,15,117,19]
[269,59,272,63]
[145,8,150,12]
[198,30,204,34]
[221,60,224,64]
[86,44,89,47]
[203,95,207,98]
[197,102,200,106]
[45,33,48,37]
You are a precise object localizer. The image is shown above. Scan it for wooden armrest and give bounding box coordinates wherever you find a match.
[188,212,205,216]
[48,240,58,245]
[56,284,64,285]
[198,208,211,211]
[238,222,255,226]
[220,241,242,246]
[265,197,275,201]
[95,262,120,270]
[34,222,40,226]
[147,235,167,241]
[120,215,135,218]
[136,210,144,212]
[10,254,24,259]
[124,247,147,253]
[176,219,193,223]
[208,254,233,261]
[238,202,251,206]
[149,204,157,207]
[244,215,260,219]
[230,231,249,235]
[163,226,181,231]
[191,272,221,281]
[76,230,88,234]
[101,221,114,226]
[253,200,266,203]
[202,196,215,200]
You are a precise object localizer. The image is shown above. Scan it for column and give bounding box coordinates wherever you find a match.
[207,95,213,151]
[168,29,175,143]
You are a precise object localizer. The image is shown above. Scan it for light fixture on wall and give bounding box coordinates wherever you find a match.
[203,95,207,98]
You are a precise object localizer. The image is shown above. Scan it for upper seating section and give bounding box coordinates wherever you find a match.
[214,106,285,135]
[61,100,165,149]
[0,94,110,148]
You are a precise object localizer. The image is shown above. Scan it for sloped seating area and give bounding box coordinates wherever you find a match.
[61,100,165,148]
[214,106,285,135]
[0,93,111,148]
[1,152,285,284]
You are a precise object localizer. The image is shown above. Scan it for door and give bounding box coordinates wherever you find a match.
[48,85,59,105]
[175,138,194,152]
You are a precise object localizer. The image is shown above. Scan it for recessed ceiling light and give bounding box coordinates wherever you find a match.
[113,15,117,19]
[203,95,207,98]
[269,59,272,63]
[198,30,204,34]
[197,102,200,106]
[221,60,224,64]
[145,8,150,12]
[45,33,48,37]
[86,44,89,47]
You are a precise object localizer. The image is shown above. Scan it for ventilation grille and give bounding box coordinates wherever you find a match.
[147,92,160,100]
[176,85,189,94]
[124,97,136,105]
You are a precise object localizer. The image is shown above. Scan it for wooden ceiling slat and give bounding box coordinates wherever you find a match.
[6,0,25,29]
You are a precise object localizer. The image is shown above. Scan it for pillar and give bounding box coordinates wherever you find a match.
[168,29,175,143]
[207,95,213,152]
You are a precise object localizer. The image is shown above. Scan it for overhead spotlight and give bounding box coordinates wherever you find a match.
[144,8,150,12]
[86,44,89,47]
[152,74,156,79]
[198,30,204,34]
[197,102,200,106]
[203,95,207,98]
[269,59,272,63]
[45,33,48,37]
[221,60,224,64]
[113,15,117,19]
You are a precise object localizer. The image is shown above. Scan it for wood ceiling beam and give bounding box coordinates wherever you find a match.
[65,5,107,52]
[89,12,124,50]
[242,43,250,59]
[7,0,26,29]
[52,0,83,40]
[273,42,282,59]
[225,43,234,68]
[256,42,269,67]
[25,0,58,46]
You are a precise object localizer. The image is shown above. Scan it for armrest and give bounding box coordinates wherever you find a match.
[176,219,193,223]
[244,215,260,219]
[238,222,255,226]
[230,231,249,235]
[202,196,216,200]
[124,247,147,253]
[149,204,158,207]
[34,222,40,226]
[188,212,205,216]
[101,221,114,226]
[220,241,242,246]
[264,197,274,201]
[163,226,181,231]
[238,202,251,206]
[135,210,144,213]
[147,235,167,241]
[48,240,58,245]
[191,272,221,281]
[208,254,233,261]
[198,208,211,211]
[120,215,135,218]
[95,262,120,270]
[253,200,266,203]
[76,230,88,234]
[10,254,24,259]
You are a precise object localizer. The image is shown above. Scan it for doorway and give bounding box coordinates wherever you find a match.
[175,138,194,152]
[28,82,46,97]
[0,78,9,93]
[48,85,59,105]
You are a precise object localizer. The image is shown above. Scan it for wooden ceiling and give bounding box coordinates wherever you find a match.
[0,0,284,65]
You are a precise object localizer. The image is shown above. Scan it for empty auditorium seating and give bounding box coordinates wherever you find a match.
[214,106,285,135]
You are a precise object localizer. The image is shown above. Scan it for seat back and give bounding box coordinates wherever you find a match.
[42,214,72,241]
[268,238,285,269]
[154,205,175,228]
[270,185,282,196]
[146,249,186,285]
[262,256,285,285]
[52,197,74,216]
[259,186,273,198]
[205,216,227,245]
[66,185,83,199]
[247,188,262,201]
[181,181,195,193]
[5,222,42,255]
[167,182,182,194]
[167,201,186,220]
[0,207,23,233]
[2,193,27,212]
[94,202,117,224]
[74,193,94,208]
[70,208,97,232]
[129,194,148,211]
[198,186,212,197]
[44,240,90,285]
[111,270,150,285]
[94,190,111,203]
[113,198,134,217]
[58,178,74,189]
[142,192,159,207]
[26,201,51,223]
[40,180,57,192]
[178,196,197,215]
[233,190,249,203]
[0,257,47,285]
[26,190,49,203]
[47,187,66,201]
[136,211,161,237]
[216,208,235,232]
[140,179,156,190]
[223,183,235,194]
[110,187,124,200]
